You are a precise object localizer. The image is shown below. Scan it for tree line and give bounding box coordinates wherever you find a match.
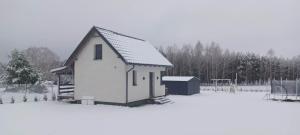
[158,42,300,84]
[1,44,299,85]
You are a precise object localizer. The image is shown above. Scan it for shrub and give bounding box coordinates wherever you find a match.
[23,96,27,102]
[11,97,15,104]
[0,97,3,104]
[43,95,48,101]
[52,93,56,101]
[34,96,38,102]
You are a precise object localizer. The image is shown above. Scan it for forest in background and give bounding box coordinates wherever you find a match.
[158,42,300,84]
[1,43,300,85]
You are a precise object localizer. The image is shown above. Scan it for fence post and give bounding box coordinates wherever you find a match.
[280,77,283,99]
[285,78,288,99]
[296,78,298,100]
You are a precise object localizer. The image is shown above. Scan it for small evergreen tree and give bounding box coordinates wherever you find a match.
[6,49,39,87]
[10,97,15,104]
[34,96,38,102]
[23,95,27,102]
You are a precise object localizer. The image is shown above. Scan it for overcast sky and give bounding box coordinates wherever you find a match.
[0,0,299,62]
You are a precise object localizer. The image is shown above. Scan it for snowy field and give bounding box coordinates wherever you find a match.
[1,91,300,135]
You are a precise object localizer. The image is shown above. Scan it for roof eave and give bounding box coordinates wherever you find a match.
[64,27,96,66]
[127,62,173,67]
[93,27,129,64]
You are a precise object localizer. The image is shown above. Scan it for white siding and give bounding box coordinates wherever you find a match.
[74,32,126,103]
[127,65,166,102]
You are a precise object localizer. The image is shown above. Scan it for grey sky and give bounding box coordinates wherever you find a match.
[0,0,299,62]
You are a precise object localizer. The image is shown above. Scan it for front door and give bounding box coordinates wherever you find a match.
[149,72,155,98]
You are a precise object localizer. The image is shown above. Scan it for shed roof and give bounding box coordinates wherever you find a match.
[162,76,199,82]
[65,26,172,67]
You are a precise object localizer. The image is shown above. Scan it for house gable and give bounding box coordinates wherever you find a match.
[73,29,127,103]
[65,26,173,67]
[65,27,127,66]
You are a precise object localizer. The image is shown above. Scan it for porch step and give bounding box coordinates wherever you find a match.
[151,97,173,104]
[57,94,74,101]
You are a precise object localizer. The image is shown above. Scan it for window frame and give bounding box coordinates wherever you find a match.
[133,70,137,86]
[94,44,102,60]
[160,71,165,85]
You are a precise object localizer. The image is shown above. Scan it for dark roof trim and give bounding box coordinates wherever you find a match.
[93,26,128,64]
[64,26,128,66]
[64,27,95,66]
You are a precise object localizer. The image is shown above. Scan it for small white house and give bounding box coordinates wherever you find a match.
[51,26,172,106]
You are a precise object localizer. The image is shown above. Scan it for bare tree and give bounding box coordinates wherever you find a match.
[24,47,61,81]
[159,43,300,84]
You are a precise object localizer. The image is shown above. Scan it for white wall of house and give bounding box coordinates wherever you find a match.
[74,31,127,103]
[127,65,166,102]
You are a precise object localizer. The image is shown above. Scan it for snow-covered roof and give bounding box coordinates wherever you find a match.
[95,27,172,66]
[64,26,172,67]
[162,76,198,82]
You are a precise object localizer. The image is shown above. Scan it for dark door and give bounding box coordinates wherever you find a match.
[149,72,155,98]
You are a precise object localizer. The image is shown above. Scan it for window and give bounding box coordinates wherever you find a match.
[94,44,102,60]
[160,71,165,85]
[133,70,137,86]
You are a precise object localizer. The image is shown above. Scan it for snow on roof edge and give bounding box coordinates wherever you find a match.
[50,66,67,73]
[162,76,196,81]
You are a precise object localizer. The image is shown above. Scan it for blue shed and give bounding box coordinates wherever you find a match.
[162,76,200,95]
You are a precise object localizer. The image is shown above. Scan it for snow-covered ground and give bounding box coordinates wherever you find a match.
[1,91,299,135]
